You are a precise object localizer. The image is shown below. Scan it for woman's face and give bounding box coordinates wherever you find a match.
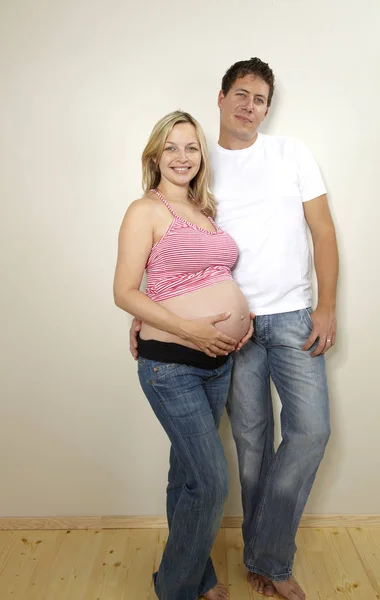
[158,122,202,188]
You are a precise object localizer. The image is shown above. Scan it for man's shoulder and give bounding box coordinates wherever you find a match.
[260,133,306,153]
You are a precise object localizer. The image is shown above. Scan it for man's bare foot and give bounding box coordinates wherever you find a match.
[247,572,276,596]
[272,577,306,600]
[203,582,229,599]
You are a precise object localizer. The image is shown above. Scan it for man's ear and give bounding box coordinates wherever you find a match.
[217,90,225,109]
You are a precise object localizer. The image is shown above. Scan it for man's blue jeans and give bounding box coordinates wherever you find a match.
[228,308,331,581]
[138,356,232,600]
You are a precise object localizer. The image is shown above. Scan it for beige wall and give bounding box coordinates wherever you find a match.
[1,0,379,518]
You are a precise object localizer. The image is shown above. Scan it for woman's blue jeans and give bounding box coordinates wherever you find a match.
[138,356,232,600]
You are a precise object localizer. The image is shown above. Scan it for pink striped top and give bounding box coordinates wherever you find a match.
[145,189,239,302]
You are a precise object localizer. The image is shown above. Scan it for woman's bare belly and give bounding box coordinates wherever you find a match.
[140,280,250,350]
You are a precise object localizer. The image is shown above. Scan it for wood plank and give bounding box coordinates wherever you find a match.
[0,531,31,599]
[19,530,63,600]
[0,527,379,599]
[148,529,167,600]
[211,528,229,588]
[348,528,380,596]
[43,529,99,600]
[296,528,347,599]
[0,530,60,600]
[81,529,143,600]
[326,528,378,598]
[225,528,255,600]
[299,515,380,529]
[121,529,158,599]
[296,527,378,599]
[1,514,380,531]
[0,531,15,578]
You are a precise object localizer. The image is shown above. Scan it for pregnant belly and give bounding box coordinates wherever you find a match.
[140,280,251,349]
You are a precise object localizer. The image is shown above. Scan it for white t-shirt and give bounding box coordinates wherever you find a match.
[211,133,326,316]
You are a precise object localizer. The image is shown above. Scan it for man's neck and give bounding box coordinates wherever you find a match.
[218,131,258,150]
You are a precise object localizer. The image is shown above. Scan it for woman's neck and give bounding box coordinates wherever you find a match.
[156,180,190,204]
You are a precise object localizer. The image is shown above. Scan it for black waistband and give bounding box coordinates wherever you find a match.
[138,335,230,370]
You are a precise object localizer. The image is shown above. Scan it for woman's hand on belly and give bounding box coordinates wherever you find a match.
[181,312,238,357]
[235,312,255,351]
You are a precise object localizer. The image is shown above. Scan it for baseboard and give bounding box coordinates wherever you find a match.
[0,514,379,531]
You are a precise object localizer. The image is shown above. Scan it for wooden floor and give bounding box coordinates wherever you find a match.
[0,527,379,599]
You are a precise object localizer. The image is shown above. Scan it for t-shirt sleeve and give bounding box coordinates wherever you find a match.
[296,141,326,202]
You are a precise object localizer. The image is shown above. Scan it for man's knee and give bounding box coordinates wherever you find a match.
[293,424,331,465]
[309,422,331,452]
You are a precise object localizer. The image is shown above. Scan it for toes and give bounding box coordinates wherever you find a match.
[216,583,229,599]
[248,573,258,591]
[203,583,229,600]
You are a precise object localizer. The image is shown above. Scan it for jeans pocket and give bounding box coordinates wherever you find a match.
[302,307,313,329]
[141,360,183,384]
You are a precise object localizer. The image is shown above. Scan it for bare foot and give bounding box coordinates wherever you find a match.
[272,577,306,600]
[247,572,276,596]
[203,582,229,599]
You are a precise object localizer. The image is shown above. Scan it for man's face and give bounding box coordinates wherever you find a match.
[218,75,270,146]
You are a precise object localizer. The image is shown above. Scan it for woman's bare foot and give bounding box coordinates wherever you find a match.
[271,577,306,600]
[247,572,276,596]
[203,582,229,599]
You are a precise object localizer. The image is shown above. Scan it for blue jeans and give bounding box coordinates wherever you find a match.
[138,356,232,600]
[228,308,330,581]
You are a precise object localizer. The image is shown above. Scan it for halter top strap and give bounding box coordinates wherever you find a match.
[150,188,178,216]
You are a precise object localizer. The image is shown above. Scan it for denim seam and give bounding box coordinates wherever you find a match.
[154,404,215,438]
[245,365,293,579]
[245,444,281,563]
[152,394,209,599]
[198,571,218,597]
[140,363,229,598]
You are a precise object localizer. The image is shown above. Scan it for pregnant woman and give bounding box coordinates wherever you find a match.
[113,111,252,600]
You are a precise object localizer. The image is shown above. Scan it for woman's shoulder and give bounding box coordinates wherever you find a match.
[128,191,165,213]
[122,193,168,231]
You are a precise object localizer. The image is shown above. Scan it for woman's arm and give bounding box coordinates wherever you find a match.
[113,200,237,356]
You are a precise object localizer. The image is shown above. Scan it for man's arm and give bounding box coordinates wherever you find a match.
[129,318,141,360]
[303,194,339,356]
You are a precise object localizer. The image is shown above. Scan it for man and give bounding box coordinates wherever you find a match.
[130,58,338,600]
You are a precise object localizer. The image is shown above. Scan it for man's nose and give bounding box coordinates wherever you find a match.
[244,96,254,112]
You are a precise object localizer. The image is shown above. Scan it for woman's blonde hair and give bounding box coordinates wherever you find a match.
[142,111,216,217]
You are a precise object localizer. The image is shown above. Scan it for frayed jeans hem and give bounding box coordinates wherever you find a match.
[244,563,293,582]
